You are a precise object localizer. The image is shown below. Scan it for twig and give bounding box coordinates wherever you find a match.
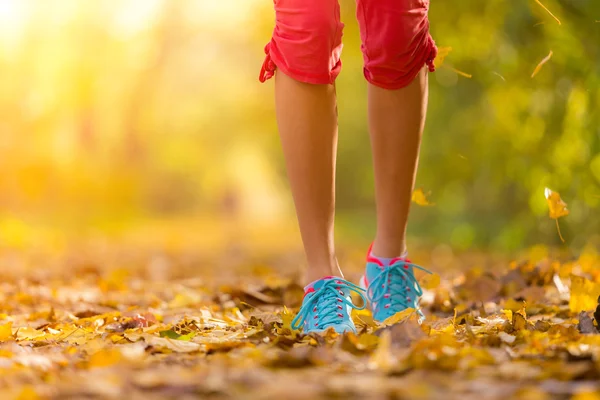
[532,50,553,78]
[535,0,561,25]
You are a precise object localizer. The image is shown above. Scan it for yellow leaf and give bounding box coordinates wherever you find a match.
[357,333,380,350]
[381,308,416,326]
[572,393,600,400]
[0,322,13,342]
[569,275,600,313]
[545,187,568,242]
[544,188,569,219]
[143,334,202,353]
[280,306,294,331]
[16,327,46,341]
[368,330,394,372]
[512,307,528,331]
[421,273,441,290]
[434,46,452,69]
[16,386,39,400]
[88,349,122,368]
[412,188,435,206]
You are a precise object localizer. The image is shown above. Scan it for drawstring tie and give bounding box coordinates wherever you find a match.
[259,42,277,83]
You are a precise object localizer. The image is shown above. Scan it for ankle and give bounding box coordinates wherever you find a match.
[305,259,343,284]
[371,238,407,259]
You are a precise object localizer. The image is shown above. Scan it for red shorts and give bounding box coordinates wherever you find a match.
[259,0,437,90]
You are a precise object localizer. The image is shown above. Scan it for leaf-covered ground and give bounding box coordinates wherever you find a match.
[1,245,600,400]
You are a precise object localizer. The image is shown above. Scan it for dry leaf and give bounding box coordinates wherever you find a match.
[577,312,597,334]
[380,308,416,327]
[570,275,600,313]
[544,187,568,242]
[545,188,569,219]
[412,188,435,206]
[143,334,202,353]
[0,322,13,342]
[512,306,529,331]
[368,330,394,373]
[433,46,452,69]
[88,349,123,368]
[421,273,441,290]
[498,331,516,344]
[16,386,39,400]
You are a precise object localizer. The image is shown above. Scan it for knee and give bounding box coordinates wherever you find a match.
[362,15,437,90]
[260,0,343,85]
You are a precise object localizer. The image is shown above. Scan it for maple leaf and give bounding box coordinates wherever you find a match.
[545,188,569,242]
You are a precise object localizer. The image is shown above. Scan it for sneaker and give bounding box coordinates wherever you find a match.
[360,245,432,322]
[291,277,366,334]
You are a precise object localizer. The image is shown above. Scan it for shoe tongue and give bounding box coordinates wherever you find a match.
[304,276,338,293]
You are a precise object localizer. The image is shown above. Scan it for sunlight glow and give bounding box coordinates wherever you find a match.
[0,0,29,43]
[110,0,164,39]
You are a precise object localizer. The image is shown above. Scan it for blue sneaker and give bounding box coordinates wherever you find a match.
[291,277,366,334]
[360,245,432,322]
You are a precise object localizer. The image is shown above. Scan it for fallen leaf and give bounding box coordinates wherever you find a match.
[159,329,195,341]
[143,334,202,353]
[368,330,394,373]
[498,331,516,344]
[380,308,416,327]
[577,312,597,334]
[384,316,427,347]
[88,349,123,368]
[16,327,46,341]
[16,386,39,400]
[512,306,529,331]
[0,322,13,342]
[570,275,600,313]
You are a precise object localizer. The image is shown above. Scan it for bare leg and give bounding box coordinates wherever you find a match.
[369,68,429,258]
[275,71,343,283]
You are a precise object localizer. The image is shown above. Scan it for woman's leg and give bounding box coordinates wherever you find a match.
[356,0,437,258]
[275,73,342,282]
[368,70,429,258]
[260,0,344,283]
